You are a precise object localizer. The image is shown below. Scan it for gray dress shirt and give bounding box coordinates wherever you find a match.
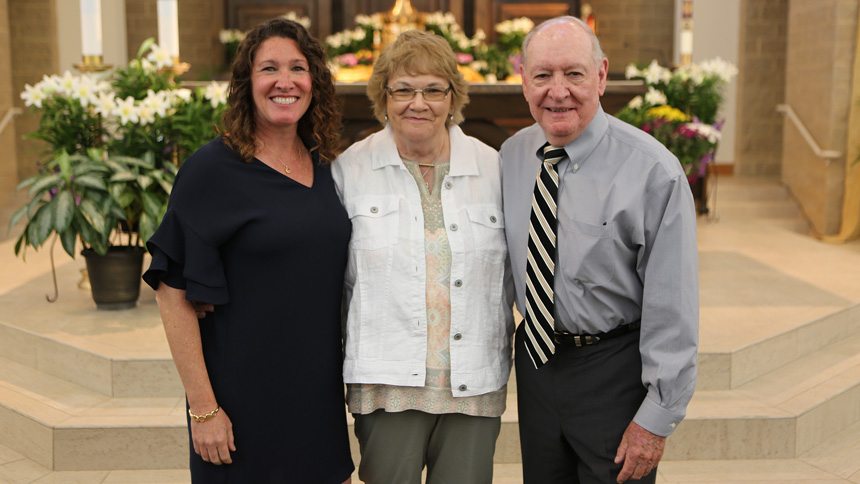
[500,105,699,437]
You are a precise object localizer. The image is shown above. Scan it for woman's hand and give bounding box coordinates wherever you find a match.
[191,406,236,465]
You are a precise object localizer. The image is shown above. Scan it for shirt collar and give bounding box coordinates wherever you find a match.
[533,104,609,167]
[371,124,479,177]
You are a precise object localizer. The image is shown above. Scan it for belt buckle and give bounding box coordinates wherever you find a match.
[554,331,600,347]
[574,335,598,346]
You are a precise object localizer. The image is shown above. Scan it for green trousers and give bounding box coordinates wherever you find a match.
[353,409,501,484]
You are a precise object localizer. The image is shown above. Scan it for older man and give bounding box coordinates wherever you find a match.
[500,16,699,484]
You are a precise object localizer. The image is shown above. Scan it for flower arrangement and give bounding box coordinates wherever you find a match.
[219,28,246,66]
[220,11,311,66]
[324,14,379,70]
[323,13,534,83]
[12,39,229,258]
[616,58,737,179]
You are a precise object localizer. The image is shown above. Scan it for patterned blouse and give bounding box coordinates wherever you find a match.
[346,159,507,417]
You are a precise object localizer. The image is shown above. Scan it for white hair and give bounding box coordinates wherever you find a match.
[521,16,606,69]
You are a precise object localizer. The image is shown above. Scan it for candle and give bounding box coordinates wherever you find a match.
[157,0,180,58]
[80,0,103,56]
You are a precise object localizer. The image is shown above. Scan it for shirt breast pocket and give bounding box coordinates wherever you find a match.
[346,196,400,250]
[466,204,506,263]
[558,217,615,286]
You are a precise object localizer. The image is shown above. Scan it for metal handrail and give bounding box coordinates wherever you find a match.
[0,107,22,136]
[776,104,842,164]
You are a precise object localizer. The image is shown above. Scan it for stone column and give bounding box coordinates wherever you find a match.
[734,0,787,177]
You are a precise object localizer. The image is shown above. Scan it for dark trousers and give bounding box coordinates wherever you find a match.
[515,323,656,484]
[354,410,500,484]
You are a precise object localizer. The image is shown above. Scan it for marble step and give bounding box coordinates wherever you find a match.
[0,259,183,398]
[698,303,860,390]
[1,259,856,399]
[668,330,860,460]
[0,356,186,471]
[712,199,801,219]
[708,177,790,202]
[6,318,860,472]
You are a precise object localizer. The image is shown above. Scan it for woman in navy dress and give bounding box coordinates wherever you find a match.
[143,18,353,483]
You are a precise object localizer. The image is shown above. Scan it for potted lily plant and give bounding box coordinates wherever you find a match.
[616,58,737,214]
[11,39,228,309]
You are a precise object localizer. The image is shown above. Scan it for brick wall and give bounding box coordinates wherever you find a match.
[782,0,857,235]
[589,0,676,76]
[9,0,57,180]
[0,0,18,206]
[125,0,225,80]
[734,0,787,177]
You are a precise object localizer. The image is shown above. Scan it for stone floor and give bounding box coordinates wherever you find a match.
[1,176,860,484]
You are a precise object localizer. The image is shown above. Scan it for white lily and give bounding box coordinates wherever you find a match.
[644,87,667,106]
[147,45,174,69]
[92,91,116,117]
[20,83,46,108]
[113,96,140,125]
[203,81,228,108]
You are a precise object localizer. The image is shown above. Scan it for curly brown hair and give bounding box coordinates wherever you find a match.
[221,18,342,164]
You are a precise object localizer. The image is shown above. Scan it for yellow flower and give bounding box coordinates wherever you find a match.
[646,105,689,122]
[356,49,374,62]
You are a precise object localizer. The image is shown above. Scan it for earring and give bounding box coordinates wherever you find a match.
[384,114,388,123]
[449,113,454,122]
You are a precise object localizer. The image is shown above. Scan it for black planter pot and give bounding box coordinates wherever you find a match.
[690,175,709,215]
[81,246,146,310]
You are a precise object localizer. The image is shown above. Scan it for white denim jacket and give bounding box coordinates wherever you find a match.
[331,125,515,397]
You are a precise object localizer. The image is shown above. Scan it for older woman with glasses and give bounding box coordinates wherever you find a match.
[331,30,514,484]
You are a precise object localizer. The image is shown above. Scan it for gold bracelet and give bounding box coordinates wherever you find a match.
[188,406,220,422]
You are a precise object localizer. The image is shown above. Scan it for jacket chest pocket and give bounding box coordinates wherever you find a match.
[558,217,615,286]
[346,196,401,250]
[465,205,507,263]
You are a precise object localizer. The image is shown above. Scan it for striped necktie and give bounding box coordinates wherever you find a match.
[523,144,566,369]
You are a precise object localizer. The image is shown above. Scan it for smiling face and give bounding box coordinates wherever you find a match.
[251,36,312,135]
[521,22,608,146]
[385,71,452,146]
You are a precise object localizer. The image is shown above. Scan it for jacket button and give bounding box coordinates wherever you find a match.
[370,206,378,213]
[444,181,453,189]
[453,279,463,287]
[450,223,458,231]
[458,384,467,391]
[453,333,462,340]
[489,215,497,223]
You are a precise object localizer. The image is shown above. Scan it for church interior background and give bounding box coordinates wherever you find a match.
[0,0,860,483]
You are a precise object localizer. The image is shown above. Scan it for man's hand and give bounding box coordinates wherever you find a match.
[192,301,214,319]
[614,421,665,483]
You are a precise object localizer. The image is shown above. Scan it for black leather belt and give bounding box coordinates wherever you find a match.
[553,321,641,347]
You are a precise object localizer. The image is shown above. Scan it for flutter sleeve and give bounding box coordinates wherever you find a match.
[142,139,239,305]
[142,209,229,304]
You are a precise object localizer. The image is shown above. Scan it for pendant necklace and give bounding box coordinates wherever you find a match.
[408,142,445,181]
[261,140,302,175]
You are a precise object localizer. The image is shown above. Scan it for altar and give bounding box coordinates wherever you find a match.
[336,80,646,149]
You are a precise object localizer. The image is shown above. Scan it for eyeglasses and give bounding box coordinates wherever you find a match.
[385,85,452,102]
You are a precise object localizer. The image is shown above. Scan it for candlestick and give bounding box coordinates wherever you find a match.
[80,0,103,56]
[680,0,693,67]
[157,0,180,58]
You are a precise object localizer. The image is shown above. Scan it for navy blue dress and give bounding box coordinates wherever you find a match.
[143,138,354,483]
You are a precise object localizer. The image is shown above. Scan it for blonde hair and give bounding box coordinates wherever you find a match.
[367,30,469,127]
